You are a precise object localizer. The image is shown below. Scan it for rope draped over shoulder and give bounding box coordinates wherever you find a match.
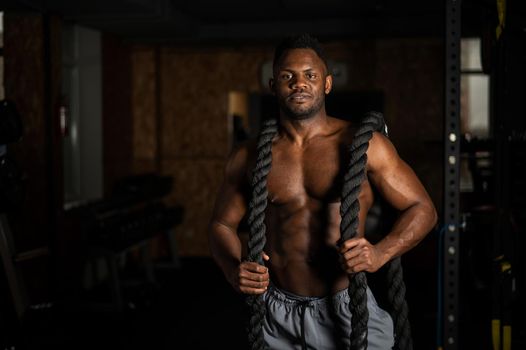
[246,118,278,350]
[340,111,412,350]
[246,113,412,350]
[339,112,383,350]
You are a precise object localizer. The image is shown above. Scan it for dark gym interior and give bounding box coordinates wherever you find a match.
[0,0,525,349]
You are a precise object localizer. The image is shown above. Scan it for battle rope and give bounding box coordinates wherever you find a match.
[246,118,278,350]
[341,111,412,350]
[246,113,412,350]
[339,112,380,350]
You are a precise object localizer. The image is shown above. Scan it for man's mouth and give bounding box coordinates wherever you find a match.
[288,93,311,102]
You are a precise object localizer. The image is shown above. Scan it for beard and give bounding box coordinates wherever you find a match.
[278,92,325,120]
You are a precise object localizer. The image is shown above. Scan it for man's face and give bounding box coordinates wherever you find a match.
[271,48,332,120]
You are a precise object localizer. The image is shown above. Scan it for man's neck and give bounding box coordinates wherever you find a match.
[278,112,330,146]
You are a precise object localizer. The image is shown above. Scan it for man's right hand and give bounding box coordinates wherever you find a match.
[229,253,270,295]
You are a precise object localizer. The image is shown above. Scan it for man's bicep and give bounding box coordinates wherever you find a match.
[367,132,432,211]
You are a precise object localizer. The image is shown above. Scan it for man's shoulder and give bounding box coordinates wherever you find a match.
[366,131,401,172]
[229,139,257,160]
[225,139,258,177]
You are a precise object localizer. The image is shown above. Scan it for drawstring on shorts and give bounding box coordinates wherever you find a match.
[298,300,311,350]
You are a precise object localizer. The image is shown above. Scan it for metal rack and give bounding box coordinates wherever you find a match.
[443,0,461,348]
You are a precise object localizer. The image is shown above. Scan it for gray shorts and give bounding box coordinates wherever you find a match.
[263,284,394,350]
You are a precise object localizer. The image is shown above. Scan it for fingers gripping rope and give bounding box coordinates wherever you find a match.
[246,118,278,350]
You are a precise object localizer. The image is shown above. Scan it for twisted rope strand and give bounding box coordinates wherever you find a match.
[340,113,385,350]
[387,257,413,350]
[341,111,412,350]
[246,118,278,350]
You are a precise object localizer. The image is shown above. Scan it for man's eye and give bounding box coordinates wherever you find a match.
[280,73,292,80]
[306,73,317,79]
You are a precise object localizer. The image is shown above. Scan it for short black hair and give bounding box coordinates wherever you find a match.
[272,33,329,73]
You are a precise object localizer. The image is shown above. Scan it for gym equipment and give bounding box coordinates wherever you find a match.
[68,174,183,309]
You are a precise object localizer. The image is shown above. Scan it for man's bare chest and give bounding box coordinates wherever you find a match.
[266,143,346,204]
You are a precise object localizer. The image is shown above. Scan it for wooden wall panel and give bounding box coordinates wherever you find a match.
[103,41,160,189]
[3,14,63,303]
[158,48,272,255]
[4,15,47,252]
[158,48,271,255]
[131,47,157,164]
[160,48,270,158]
[162,158,225,256]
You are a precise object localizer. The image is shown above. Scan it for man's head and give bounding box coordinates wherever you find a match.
[272,33,329,75]
[270,34,332,120]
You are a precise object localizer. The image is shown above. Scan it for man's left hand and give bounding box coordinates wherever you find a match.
[339,238,385,273]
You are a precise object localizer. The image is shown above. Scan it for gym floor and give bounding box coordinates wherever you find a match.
[17,256,437,350]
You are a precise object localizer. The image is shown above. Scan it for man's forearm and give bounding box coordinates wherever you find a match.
[375,202,437,266]
[208,221,243,283]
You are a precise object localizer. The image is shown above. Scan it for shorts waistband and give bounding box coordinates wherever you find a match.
[266,283,350,308]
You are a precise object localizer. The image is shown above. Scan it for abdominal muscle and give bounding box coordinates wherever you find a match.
[264,198,370,297]
[268,258,350,297]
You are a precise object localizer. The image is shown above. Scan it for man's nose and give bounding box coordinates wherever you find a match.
[290,76,307,89]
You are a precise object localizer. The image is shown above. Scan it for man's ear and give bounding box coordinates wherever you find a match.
[269,78,275,94]
[325,74,333,95]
